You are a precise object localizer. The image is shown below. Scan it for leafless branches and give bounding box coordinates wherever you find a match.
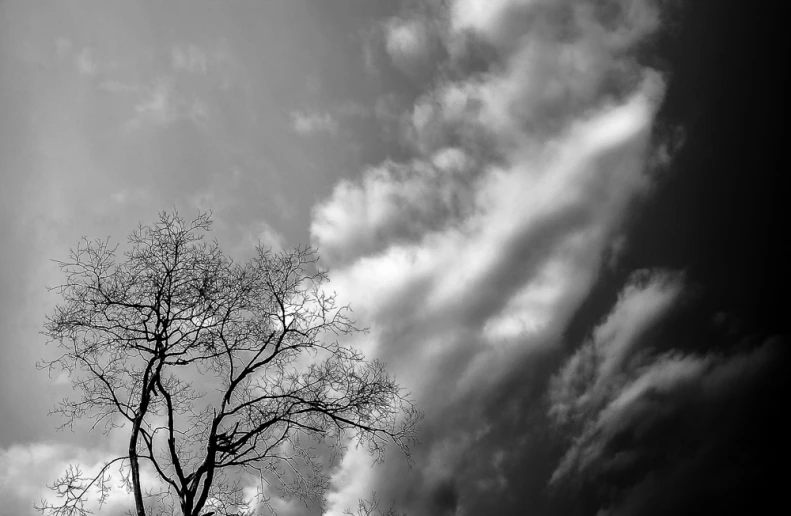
[343,492,405,516]
[38,210,421,516]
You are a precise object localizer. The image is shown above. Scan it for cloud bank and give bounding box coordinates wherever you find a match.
[291,109,339,136]
[307,1,735,515]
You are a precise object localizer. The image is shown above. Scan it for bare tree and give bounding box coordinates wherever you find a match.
[37,211,420,516]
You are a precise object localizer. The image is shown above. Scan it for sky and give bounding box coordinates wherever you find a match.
[0,1,788,515]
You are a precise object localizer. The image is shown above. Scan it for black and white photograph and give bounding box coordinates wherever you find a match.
[0,1,787,515]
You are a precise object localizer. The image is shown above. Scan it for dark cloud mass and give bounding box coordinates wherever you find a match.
[317,1,789,515]
[0,0,787,515]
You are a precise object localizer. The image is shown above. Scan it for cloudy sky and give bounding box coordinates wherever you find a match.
[0,1,787,515]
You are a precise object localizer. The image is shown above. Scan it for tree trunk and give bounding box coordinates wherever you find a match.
[129,405,148,516]
[129,361,158,516]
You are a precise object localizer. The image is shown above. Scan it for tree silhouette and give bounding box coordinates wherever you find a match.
[37,211,420,516]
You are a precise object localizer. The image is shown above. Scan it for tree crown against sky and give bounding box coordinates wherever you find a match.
[37,210,421,516]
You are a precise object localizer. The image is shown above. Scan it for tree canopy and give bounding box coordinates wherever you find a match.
[38,211,420,516]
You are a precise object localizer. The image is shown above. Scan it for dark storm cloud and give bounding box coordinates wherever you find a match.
[554,335,787,515]
[315,1,675,514]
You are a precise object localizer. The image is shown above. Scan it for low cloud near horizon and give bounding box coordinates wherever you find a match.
[0,0,786,515]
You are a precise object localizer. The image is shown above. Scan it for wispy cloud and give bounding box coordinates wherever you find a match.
[236,219,287,255]
[53,39,99,76]
[549,321,784,513]
[290,109,338,135]
[384,16,435,78]
[126,77,209,130]
[131,77,177,127]
[109,188,151,206]
[75,47,98,75]
[548,270,687,482]
[549,270,686,428]
[543,266,786,513]
[171,44,209,74]
[169,42,239,90]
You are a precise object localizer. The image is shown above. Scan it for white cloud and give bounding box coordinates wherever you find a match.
[450,0,535,41]
[0,440,162,516]
[110,188,151,206]
[311,157,476,263]
[246,219,287,254]
[126,77,210,130]
[188,97,210,125]
[324,448,380,516]
[170,41,240,90]
[75,47,98,75]
[171,44,209,74]
[449,0,660,52]
[384,16,434,78]
[130,78,177,127]
[53,41,101,76]
[290,109,338,135]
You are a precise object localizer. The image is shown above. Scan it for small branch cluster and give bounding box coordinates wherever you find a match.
[343,492,405,516]
[34,459,125,516]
